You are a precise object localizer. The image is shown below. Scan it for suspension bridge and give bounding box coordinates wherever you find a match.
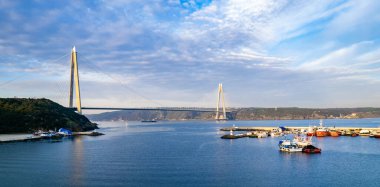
[66,47,229,120]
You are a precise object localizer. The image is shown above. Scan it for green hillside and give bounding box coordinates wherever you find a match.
[0,98,98,133]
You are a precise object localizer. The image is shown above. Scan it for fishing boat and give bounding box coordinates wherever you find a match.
[302,145,321,153]
[316,120,329,137]
[316,128,329,137]
[306,126,315,136]
[330,130,340,137]
[293,135,312,147]
[278,139,302,152]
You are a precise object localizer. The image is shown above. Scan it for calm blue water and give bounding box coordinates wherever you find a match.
[1,118,380,187]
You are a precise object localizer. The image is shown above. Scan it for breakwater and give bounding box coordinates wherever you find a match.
[220,126,380,132]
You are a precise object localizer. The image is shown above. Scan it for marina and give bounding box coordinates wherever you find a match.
[220,119,380,154]
[220,125,380,140]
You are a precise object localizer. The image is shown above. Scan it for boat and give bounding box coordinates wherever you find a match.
[345,130,352,136]
[257,132,268,138]
[221,130,242,139]
[351,133,358,137]
[302,145,321,153]
[293,135,312,147]
[270,132,282,137]
[316,120,329,137]
[38,131,63,139]
[247,131,258,138]
[330,130,340,137]
[359,129,370,136]
[316,128,329,137]
[39,132,52,138]
[58,128,72,136]
[278,139,302,152]
[306,126,315,136]
[340,130,346,136]
[141,120,157,122]
[374,134,380,138]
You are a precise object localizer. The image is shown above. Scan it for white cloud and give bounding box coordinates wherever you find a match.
[2,0,380,108]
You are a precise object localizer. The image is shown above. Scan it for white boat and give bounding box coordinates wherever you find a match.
[278,139,302,152]
[359,129,370,136]
[39,132,52,137]
[257,132,268,138]
[293,135,312,147]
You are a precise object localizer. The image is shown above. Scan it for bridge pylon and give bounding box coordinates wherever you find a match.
[69,46,82,114]
[215,83,227,120]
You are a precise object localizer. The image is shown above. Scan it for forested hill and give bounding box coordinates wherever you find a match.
[87,107,380,121]
[0,98,98,133]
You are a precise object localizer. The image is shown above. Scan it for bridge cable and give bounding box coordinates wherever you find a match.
[0,53,70,90]
[78,52,164,107]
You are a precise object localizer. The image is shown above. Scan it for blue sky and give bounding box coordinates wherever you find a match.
[1,0,380,110]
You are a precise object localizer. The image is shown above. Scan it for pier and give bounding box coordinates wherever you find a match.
[0,131,104,143]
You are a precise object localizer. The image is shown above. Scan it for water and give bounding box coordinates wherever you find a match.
[1,118,380,186]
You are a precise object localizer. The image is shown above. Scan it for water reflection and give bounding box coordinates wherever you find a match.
[70,136,84,186]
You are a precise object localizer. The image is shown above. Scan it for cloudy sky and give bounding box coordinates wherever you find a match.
[1,0,380,110]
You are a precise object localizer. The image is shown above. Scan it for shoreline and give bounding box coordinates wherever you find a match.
[0,131,104,143]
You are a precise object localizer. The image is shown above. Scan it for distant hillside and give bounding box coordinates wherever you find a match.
[87,110,220,121]
[87,107,380,121]
[0,98,98,133]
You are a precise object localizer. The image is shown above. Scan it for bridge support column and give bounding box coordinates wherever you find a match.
[69,46,82,114]
[216,83,227,120]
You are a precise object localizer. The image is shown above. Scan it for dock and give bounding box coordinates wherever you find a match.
[0,131,104,143]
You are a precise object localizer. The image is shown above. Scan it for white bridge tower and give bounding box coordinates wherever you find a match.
[215,83,227,120]
[69,46,82,114]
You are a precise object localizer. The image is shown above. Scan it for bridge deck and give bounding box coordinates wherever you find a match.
[71,107,224,112]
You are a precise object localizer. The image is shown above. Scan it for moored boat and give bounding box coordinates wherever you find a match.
[306,126,315,136]
[302,145,321,153]
[330,130,340,137]
[278,139,302,152]
[359,129,370,136]
[316,129,329,137]
[345,130,352,136]
[141,120,157,122]
[257,132,268,138]
[293,135,312,147]
[316,120,329,137]
[374,134,380,138]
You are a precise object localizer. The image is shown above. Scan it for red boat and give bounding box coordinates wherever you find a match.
[302,145,321,154]
[316,129,329,137]
[330,131,340,137]
[351,133,358,137]
[374,134,380,138]
[306,132,315,136]
[315,120,329,137]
